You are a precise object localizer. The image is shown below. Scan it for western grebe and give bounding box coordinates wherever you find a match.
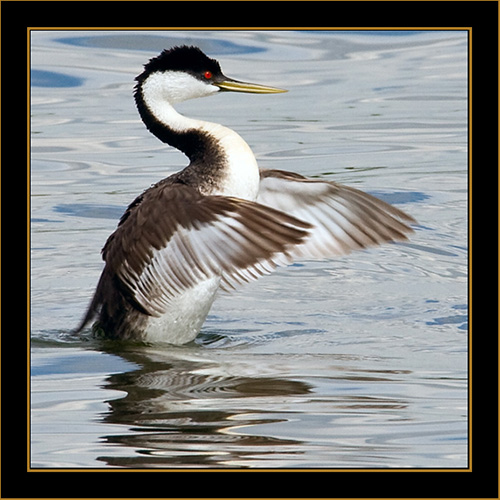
[75,45,415,344]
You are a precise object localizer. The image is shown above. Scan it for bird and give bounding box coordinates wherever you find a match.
[75,45,416,345]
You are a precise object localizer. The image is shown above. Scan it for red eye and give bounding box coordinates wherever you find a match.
[204,71,212,79]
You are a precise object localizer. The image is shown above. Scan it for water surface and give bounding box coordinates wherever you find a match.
[30,29,468,469]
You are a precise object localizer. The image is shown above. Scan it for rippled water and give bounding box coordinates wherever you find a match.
[30,30,468,468]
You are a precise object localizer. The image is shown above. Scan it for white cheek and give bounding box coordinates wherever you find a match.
[143,71,219,104]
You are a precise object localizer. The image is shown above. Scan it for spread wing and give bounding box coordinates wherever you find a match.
[102,183,311,316]
[257,169,416,260]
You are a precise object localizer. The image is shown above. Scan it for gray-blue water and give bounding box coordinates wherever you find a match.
[30,30,468,468]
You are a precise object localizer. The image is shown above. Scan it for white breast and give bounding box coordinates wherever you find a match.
[202,122,260,201]
[141,276,221,344]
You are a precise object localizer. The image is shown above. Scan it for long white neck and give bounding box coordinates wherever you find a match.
[136,72,260,201]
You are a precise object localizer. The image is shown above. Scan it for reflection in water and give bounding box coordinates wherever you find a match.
[98,345,311,468]
[96,344,410,468]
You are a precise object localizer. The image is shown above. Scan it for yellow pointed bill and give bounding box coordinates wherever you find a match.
[216,79,287,94]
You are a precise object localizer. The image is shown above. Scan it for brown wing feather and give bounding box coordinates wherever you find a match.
[100,183,311,316]
[257,169,416,260]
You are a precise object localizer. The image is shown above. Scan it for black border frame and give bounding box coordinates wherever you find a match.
[3,0,498,498]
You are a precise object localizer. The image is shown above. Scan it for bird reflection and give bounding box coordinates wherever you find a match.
[95,342,411,469]
[96,344,312,468]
